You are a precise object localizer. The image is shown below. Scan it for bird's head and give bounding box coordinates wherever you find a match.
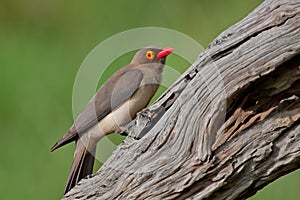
[131,46,173,65]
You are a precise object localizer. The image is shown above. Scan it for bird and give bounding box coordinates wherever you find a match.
[50,46,173,194]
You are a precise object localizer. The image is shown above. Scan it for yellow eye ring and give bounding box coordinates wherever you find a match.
[146,51,153,59]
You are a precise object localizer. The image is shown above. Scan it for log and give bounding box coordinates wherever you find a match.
[63,0,300,199]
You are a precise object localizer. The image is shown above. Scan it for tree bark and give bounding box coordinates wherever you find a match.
[63,0,300,199]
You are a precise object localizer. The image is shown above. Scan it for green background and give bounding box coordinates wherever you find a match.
[0,0,299,199]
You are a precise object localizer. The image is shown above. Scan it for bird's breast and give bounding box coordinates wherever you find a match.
[87,67,162,141]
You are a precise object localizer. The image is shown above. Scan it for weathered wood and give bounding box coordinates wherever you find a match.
[63,0,300,199]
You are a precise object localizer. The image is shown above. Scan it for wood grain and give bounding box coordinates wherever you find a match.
[63,0,300,199]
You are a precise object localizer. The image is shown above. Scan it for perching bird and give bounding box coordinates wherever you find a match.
[50,46,173,194]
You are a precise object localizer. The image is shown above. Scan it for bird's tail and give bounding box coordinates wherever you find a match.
[64,139,96,195]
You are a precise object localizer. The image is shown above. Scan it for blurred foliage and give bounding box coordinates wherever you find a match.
[0,0,299,199]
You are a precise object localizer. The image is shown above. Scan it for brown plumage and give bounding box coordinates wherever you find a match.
[50,46,173,194]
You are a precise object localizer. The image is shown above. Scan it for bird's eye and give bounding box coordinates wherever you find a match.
[146,51,153,59]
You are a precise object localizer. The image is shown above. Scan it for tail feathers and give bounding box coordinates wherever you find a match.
[64,140,96,195]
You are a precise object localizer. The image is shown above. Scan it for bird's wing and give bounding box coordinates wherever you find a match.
[50,66,143,151]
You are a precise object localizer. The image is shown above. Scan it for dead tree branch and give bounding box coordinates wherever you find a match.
[63,0,300,199]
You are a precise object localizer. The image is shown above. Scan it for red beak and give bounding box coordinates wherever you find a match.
[157,47,174,58]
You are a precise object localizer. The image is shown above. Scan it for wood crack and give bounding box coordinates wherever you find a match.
[63,1,300,199]
[213,55,300,151]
